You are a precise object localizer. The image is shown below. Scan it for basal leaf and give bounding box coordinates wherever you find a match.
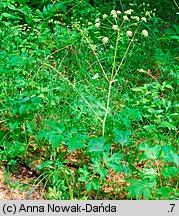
[90,157,108,178]
[85,178,100,192]
[113,129,131,146]
[162,166,178,178]
[78,166,91,182]
[87,136,105,153]
[103,152,124,173]
[126,180,156,200]
[139,143,162,160]
[161,146,179,166]
[140,168,158,181]
[67,134,87,153]
[49,133,63,149]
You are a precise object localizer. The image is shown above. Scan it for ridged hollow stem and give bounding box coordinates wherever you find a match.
[102,29,120,136]
[102,80,113,136]
[110,29,120,81]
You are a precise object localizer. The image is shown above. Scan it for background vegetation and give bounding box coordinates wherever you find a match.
[0,0,178,200]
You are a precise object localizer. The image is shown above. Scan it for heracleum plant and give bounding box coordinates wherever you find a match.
[33,7,150,199]
[78,8,149,136]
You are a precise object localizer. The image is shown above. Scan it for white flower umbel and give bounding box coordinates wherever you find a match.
[141,30,148,37]
[112,13,118,18]
[95,18,100,23]
[110,10,116,15]
[134,16,140,21]
[141,17,147,22]
[117,10,121,14]
[126,30,133,37]
[102,37,109,44]
[103,14,108,19]
[95,22,100,27]
[112,25,118,30]
[124,9,132,15]
[92,73,99,80]
[123,15,129,21]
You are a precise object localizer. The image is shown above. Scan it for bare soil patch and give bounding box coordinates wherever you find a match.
[0,166,45,200]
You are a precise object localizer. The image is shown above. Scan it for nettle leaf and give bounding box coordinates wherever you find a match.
[103,152,124,173]
[66,134,87,153]
[161,146,179,166]
[162,166,179,178]
[113,129,131,146]
[138,143,162,160]
[126,180,156,200]
[87,136,105,153]
[90,157,108,178]
[85,178,100,192]
[78,166,91,182]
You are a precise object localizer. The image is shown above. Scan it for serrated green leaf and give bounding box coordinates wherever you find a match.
[49,133,63,149]
[78,166,91,182]
[36,160,54,170]
[7,159,17,166]
[36,129,52,139]
[87,136,105,153]
[139,143,162,160]
[45,121,65,132]
[156,186,175,199]
[85,178,100,192]
[90,157,108,178]
[67,134,87,153]
[113,130,131,146]
[140,168,158,181]
[126,180,156,200]
[162,166,178,178]
[161,146,179,166]
[94,166,108,179]
[103,152,124,173]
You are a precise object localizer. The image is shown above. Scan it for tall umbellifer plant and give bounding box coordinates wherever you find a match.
[78,8,149,136]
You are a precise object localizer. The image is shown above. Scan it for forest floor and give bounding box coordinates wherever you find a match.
[0,166,44,200]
